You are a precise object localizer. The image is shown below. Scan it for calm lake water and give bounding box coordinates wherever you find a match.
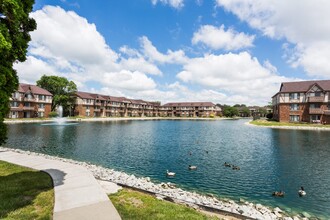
[4,119,330,218]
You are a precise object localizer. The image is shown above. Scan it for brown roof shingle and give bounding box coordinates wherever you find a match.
[279,80,330,93]
[19,83,52,96]
[163,102,215,107]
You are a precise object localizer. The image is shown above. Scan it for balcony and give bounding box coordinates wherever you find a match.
[309,108,323,114]
[23,106,35,111]
[289,98,300,103]
[289,110,301,115]
[324,110,330,115]
[94,102,101,106]
[94,109,101,112]
[308,96,325,102]
[24,98,36,102]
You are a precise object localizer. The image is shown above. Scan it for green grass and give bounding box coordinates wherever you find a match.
[0,161,54,220]
[109,189,218,220]
[250,119,330,127]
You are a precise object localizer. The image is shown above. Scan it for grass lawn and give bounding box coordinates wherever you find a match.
[109,189,218,220]
[0,161,54,220]
[250,119,330,128]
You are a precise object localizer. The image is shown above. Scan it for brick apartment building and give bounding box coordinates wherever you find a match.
[272,80,330,123]
[8,83,53,118]
[74,91,221,118]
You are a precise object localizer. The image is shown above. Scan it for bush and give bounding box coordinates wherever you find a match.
[266,113,273,119]
[48,112,58,118]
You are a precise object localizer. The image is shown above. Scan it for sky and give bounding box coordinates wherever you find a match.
[14,0,330,106]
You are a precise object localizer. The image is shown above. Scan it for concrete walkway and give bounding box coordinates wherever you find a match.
[0,150,121,220]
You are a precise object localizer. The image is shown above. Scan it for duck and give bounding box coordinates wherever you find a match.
[232,165,240,170]
[298,187,306,196]
[224,162,231,167]
[272,191,285,197]
[166,170,175,177]
[188,165,197,170]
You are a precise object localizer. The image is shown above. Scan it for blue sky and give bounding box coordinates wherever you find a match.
[15,0,330,105]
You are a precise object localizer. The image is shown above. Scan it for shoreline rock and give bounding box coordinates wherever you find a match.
[0,147,311,220]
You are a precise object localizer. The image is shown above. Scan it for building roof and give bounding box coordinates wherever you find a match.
[163,102,215,107]
[19,83,52,96]
[75,91,95,99]
[279,80,330,93]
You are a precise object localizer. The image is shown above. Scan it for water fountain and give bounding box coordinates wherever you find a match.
[42,105,78,126]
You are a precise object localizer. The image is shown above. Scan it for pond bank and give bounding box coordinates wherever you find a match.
[0,147,311,220]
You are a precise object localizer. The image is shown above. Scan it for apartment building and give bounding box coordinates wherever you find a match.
[74,92,161,117]
[74,91,221,118]
[160,102,221,117]
[8,83,53,118]
[272,80,330,123]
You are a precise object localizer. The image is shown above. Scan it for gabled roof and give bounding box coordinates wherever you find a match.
[75,91,94,99]
[163,102,215,107]
[19,83,52,96]
[279,80,330,93]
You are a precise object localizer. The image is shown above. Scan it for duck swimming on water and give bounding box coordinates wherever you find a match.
[298,186,306,196]
[188,165,197,170]
[166,170,175,177]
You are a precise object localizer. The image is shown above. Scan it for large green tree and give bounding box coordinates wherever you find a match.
[223,106,239,118]
[0,0,36,144]
[36,75,77,116]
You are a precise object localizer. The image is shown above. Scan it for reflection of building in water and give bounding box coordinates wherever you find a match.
[272,80,330,123]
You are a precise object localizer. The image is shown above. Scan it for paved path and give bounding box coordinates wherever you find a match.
[0,150,121,220]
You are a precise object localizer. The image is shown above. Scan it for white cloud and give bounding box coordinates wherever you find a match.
[13,5,160,95]
[151,0,184,9]
[102,70,157,92]
[192,24,255,50]
[139,36,188,64]
[216,0,330,77]
[177,52,293,105]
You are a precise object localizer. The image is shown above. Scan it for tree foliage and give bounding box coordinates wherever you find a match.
[0,0,36,144]
[223,106,239,117]
[36,75,77,116]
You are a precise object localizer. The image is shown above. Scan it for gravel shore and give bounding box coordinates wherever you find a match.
[0,147,312,220]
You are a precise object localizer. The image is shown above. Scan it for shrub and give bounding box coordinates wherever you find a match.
[48,112,58,118]
[266,113,273,119]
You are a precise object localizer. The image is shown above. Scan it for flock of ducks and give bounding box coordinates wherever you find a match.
[224,162,240,170]
[272,187,306,197]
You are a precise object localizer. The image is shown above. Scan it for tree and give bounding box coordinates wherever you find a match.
[223,106,239,118]
[36,75,77,116]
[241,107,250,117]
[0,0,36,144]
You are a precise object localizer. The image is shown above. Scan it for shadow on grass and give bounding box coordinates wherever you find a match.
[0,169,55,218]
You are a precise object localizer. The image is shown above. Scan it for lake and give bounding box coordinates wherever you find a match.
[4,119,330,218]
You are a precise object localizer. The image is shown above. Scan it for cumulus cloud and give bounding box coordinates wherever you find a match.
[192,24,255,50]
[14,5,160,94]
[139,36,188,64]
[216,0,330,77]
[102,70,157,91]
[177,52,293,105]
[151,0,184,9]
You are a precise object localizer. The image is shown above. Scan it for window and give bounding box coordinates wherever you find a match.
[289,93,300,100]
[86,112,90,116]
[290,115,300,122]
[24,102,30,107]
[39,95,45,100]
[315,92,321,97]
[290,104,299,110]
[86,106,90,110]
[39,112,44,117]
[310,103,320,109]
[39,103,45,109]
[11,102,18,107]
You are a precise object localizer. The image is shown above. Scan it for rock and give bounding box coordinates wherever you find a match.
[239,198,246,203]
[274,207,283,213]
[301,212,311,218]
[255,203,263,210]
[274,211,282,218]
